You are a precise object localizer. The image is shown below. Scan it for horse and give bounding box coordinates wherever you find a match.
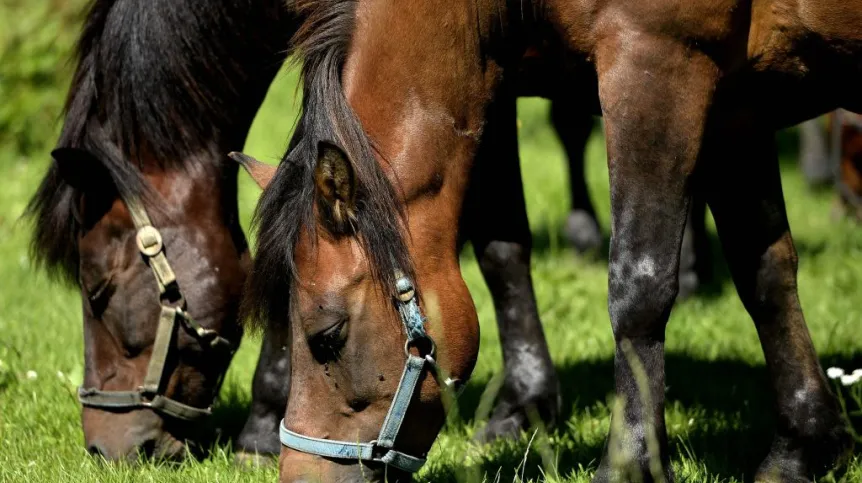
[236,0,862,481]
[25,0,296,461]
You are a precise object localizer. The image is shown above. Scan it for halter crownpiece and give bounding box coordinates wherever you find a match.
[77,195,236,421]
[279,273,461,473]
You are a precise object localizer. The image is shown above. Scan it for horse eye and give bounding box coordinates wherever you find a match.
[309,318,348,362]
[87,276,115,317]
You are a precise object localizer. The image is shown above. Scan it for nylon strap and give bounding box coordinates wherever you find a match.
[77,194,235,421]
[78,389,212,420]
[278,274,437,473]
[141,306,178,393]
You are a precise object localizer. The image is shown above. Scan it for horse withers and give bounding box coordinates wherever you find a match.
[240,0,859,481]
[26,0,293,462]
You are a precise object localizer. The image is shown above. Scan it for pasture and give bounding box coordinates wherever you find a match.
[2,3,862,482]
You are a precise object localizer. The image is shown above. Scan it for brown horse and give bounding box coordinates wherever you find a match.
[25,0,296,461]
[238,0,861,481]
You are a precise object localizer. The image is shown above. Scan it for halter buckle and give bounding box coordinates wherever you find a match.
[136,226,164,257]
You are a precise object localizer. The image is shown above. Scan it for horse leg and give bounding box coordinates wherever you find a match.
[703,128,851,482]
[677,195,711,300]
[551,97,603,254]
[235,324,290,462]
[798,117,833,188]
[590,37,718,483]
[468,92,561,442]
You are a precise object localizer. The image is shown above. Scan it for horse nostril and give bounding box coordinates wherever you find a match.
[137,438,158,459]
[87,443,108,459]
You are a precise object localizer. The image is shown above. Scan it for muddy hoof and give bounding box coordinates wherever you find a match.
[565,210,602,255]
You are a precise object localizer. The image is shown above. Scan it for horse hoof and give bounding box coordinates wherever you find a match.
[473,392,560,444]
[565,210,602,254]
[473,412,526,444]
[755,408,853,482]
[677,269,700,301]
[591,458,674,483]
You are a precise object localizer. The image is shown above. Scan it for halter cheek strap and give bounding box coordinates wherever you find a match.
[278,275,456,474]
[77,196,236,421]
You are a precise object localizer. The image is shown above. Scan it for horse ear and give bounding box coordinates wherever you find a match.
[228,151,276,190]
[314,141,357,227]
[51,147,112,193]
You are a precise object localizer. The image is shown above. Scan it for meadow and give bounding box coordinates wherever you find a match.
[2,2,862,482]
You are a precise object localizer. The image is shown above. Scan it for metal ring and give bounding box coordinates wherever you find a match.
[404,337,436,358]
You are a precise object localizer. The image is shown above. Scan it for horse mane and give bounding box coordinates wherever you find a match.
[244,0,416,330]
[25,0,290,284]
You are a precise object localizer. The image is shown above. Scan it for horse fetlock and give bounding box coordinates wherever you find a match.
[565,209,603,255]
[474,371,561,443]
[593,443,674,483]
[758,395,853,482]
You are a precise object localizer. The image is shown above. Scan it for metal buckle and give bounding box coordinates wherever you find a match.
[135,226,163,257]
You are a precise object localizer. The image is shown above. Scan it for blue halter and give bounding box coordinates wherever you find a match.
[279,274,448,473]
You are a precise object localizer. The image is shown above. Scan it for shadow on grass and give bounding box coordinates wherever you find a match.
[428,351,862,483]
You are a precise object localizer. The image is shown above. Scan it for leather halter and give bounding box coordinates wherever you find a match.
[279,274,460,473]
[77,195,237,421]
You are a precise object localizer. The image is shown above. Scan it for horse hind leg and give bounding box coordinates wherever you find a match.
[703,126,852,482]
[551,97,603,255]
[467,92,561,443]
[798,117,833,188]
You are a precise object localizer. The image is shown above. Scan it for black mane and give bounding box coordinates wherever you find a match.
[25,0,291,283]
[244,0,416,329]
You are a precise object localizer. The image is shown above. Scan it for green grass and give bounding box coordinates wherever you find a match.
[3,6,862,483]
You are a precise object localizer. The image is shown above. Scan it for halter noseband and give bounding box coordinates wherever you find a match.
[77,196,237,421]
[279,274,458,473]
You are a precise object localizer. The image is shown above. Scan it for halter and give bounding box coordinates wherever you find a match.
[77,195,237,421]
[279,274,455,473]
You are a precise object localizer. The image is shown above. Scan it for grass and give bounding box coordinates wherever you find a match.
[2,5,862,483]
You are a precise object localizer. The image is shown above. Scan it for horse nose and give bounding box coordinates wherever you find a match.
[86,438,158,461]
[137,438,157,459]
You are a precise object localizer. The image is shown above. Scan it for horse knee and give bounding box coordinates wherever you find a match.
[608,255,678,340]
[477,241,530,287]
[737,234,799,318]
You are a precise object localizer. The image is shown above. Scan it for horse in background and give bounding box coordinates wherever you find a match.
[25,0,295,461]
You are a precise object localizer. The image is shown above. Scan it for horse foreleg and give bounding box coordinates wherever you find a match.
[466,92,561,443]
[591,35,720,483]
[703,126,851,483]
[235,325,291,463]
[551,97,603,254]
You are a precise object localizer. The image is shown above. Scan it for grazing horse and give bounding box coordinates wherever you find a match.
[238,0,861,481]
[25,0,295,461]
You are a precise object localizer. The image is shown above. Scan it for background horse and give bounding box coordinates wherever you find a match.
[25,0,294,461]
[241,0,861,481]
